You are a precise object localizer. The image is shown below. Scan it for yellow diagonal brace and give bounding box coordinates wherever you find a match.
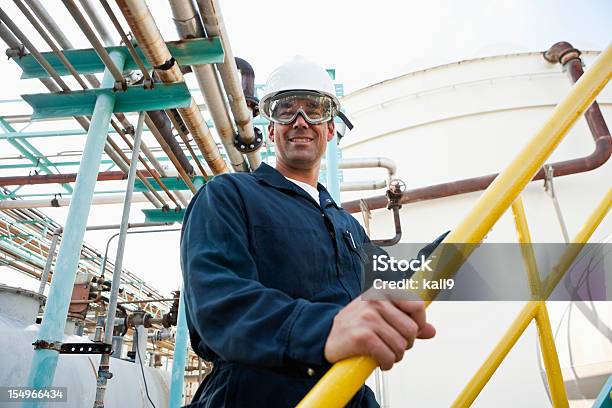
[452,197,568,407]
[297,43,612,408]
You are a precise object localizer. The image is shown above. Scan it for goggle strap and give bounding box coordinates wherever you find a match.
[337,110,354,130]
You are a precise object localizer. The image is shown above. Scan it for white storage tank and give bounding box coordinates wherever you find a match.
[339,50,611,407]
[0,285,170,408]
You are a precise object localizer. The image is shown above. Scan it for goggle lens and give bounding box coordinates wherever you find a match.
[264,92,335,125]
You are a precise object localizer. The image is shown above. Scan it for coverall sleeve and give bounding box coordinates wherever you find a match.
[180,176,341,369]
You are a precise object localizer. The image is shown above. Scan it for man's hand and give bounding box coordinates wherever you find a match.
[323,294,436,371]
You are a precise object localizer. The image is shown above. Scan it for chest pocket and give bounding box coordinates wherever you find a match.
[253,226,329,298]
[341,229,367,297]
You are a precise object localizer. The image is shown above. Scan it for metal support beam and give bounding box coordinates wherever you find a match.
[325,135,341,203]
[93,112,145,407]
[169,292,189,408]
[25,51,127,403]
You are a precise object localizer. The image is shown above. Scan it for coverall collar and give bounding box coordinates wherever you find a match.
[253,162,339,209]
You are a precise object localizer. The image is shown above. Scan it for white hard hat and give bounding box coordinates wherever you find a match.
[260,56,340,110]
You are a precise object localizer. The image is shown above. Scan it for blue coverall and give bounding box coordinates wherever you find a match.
[180,162,379,407]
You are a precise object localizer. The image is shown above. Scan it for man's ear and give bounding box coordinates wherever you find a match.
[326,121,335,142]
[268,123,275,142]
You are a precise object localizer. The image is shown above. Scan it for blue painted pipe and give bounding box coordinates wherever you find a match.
[24,51,126,407]
[169,291,190,408]
[325,134,341,203]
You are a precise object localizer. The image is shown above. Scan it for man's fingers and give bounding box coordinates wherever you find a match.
[417,322,436,339]
[365,311,408,362]
[391,299,427,331]
[376,301,419,348]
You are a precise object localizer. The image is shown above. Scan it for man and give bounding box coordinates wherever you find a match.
[180,56,436,408]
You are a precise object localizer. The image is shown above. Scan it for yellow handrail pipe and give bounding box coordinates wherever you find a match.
[297,43,612,408]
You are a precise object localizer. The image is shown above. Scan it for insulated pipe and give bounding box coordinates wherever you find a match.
[341,180,387,191]
[116,0,229,175]
[323,157,397,180]
[94,112,146,408]
[196,0,262,169]
[168,0,248,172]
[25,51,127,401]
[341,46,611,214]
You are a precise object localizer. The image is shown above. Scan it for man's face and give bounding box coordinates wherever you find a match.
[268,110,335,171]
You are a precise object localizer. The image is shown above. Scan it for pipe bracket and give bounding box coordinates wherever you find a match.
[32,339,62,352]
[155,57,176,71]
[233,127,263,153]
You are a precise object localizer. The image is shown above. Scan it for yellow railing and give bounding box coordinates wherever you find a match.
[297,42,612,408]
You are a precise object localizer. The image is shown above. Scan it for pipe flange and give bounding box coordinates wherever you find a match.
[233,127,263,153]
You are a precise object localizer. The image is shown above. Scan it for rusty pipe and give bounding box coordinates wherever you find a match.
[0,170,156,186]
[235,57,258,116]
[116,0,228,175]
[342,43,611,214]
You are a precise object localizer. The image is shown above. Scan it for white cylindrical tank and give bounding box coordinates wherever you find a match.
[340,51,611,407]
[0,286,170,408]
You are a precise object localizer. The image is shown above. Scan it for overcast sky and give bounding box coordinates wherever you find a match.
[0,0,610,295]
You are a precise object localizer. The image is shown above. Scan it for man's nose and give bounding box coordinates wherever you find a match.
[292,112,310,129]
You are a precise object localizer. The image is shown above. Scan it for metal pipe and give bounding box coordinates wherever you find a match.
[98,0,153,86]
[196,0,256,144]
[325,134,341,203]
[342,46,610,214]
[77,0,116,46]
[116,0,229,175]
[0,193,160,209]
[0,8,70,91]
[2,3,163,207]
[37,227,62,294]
[25,51,127,401]
[166,108,209,177]
[61,0,125,86]
[148,110,194,174]
[86,221,172,231]
[298,42,612,408]
[14,0,89,89]
[169,292,189,408]
[197,0,262,169]
[23,0,171,185]
[144,114,198,193]
[168,0,248,172]
[340,180,387,192]
[94,112,146,408]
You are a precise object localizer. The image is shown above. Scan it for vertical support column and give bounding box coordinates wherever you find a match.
[25,51,126,405]
[169,292,189,408]
[38,229,62,294]
[93,111,146,408]
[325,135,341,203]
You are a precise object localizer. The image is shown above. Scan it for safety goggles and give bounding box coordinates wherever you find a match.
[261,91,337,125]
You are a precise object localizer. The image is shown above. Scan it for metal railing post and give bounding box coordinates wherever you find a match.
[24,50,126,406]
[297,43,612,408]
[93,111,146,407]
[169,292,189,408]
